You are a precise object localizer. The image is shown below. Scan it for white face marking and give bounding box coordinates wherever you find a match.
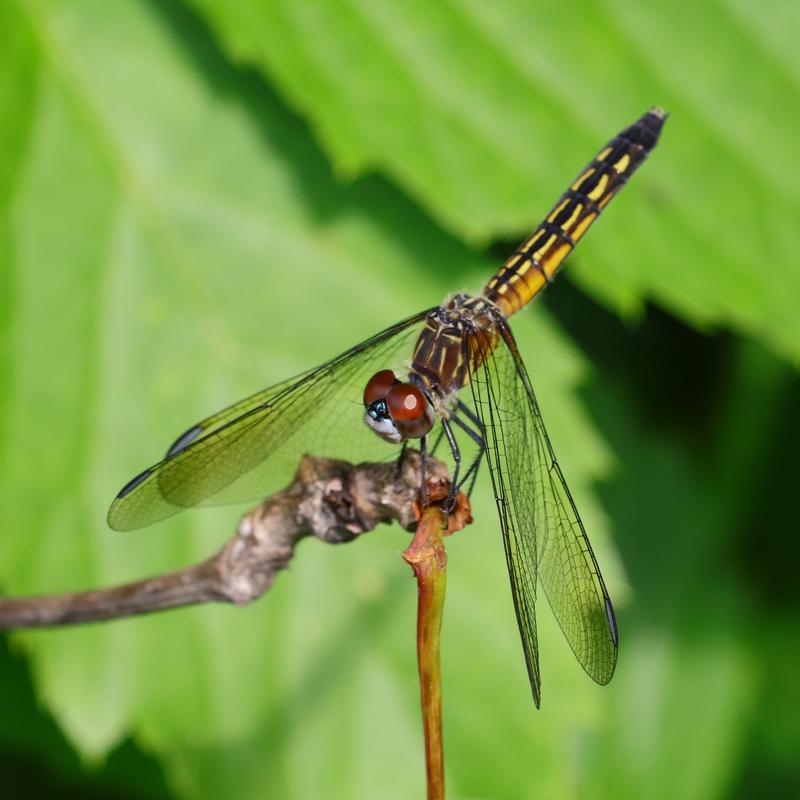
[364,412,403,444]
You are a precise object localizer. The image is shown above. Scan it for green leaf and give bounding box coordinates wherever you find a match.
[0,1,624,798]
[187,0,800,361]
[584,395,760,800]
[0,636,173,798]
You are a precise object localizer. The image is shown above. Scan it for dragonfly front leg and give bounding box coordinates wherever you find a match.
[419,434,429,509]
[394,440,408,480]
[427,425,446,459]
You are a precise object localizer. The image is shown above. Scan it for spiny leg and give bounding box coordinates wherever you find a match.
[463,457,482,499]
[394,440,408,480]
[450,424,484,496]
[428,425,446,459]
[449,405,486,498]
[440,419,462,513]
[424,401,486,511]
[419,434,429,509]
[455,398,483,431]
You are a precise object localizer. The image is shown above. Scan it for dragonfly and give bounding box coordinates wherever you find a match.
[109,108,666,706]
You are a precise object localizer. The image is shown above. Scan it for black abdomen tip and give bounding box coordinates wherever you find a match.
[623,107,669,152]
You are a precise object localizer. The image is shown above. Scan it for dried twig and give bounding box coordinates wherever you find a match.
[0,451,447,630]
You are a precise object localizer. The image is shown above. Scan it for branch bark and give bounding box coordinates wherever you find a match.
[0,451,446,630]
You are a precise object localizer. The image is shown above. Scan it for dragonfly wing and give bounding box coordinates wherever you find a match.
[164,375,301,458]
[465,319,617,705]
[465,325,543,706]
[108,311,431,531]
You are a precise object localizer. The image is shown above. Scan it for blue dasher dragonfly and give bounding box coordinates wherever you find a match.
[109,108,666,706]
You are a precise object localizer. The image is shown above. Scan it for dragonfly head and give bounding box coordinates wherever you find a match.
[363,370,434,443]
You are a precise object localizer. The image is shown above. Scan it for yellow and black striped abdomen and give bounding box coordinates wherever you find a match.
[484,108,667,317]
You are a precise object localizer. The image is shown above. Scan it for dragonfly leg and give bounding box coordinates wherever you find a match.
[419,434,429,509]
[453,439,484,497]
[394,440,408,480]
[440,418,462,513]
[462,456,482,498]
[428,424,446,458]
[449,404,486,499]
[455,398,484,431]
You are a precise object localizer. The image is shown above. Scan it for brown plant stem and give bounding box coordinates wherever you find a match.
[403,491,472,800]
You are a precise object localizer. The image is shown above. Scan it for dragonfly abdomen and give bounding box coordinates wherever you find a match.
[483,108,667,317]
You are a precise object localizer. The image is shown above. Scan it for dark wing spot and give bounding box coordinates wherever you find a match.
[166,423,205,458]
[116,467,153,499]
[605,595,619,646]
[619,108,668,153]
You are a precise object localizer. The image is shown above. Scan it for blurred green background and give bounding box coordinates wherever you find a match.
[1,0,799,798]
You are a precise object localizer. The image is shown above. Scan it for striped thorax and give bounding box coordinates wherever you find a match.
[410,294,500,398]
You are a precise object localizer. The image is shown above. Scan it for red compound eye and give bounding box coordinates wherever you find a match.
[386,384,427,420]
[386,383,434,438]
[363,370,398,406]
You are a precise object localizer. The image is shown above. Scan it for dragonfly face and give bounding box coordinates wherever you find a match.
[108,108,667,707]
[363,369,435,443]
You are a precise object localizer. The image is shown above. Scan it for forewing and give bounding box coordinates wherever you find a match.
[465,326,543,706]
[465,320,617,705]
[108,311,431,531]
[162,375,301,459]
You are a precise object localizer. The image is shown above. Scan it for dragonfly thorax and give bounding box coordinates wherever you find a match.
[363,369,435,443]
[410,293,500,397]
